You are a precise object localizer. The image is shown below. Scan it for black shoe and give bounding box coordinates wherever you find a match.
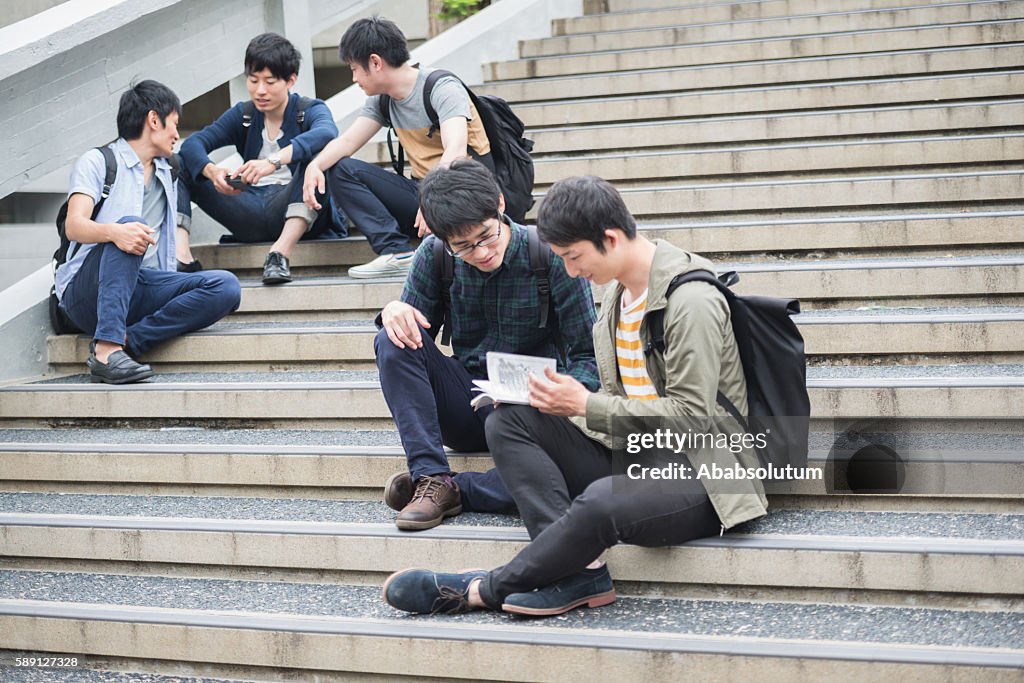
[87,350,154,385]
[177,259,202,273]
[262,251,291,285]
[501,565,616,617]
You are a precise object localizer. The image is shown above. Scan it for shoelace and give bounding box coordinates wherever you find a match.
[412,477,448,503]
[432,580,472,614]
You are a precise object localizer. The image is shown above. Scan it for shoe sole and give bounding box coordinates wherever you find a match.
[347,269,410,279]
[262,276,291,285]
[395,504,463,531]
[501,589,617,617]
[383,471,413,512]
[89,368,154,385]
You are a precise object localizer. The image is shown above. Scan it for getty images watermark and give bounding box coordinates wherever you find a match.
[623,426,820,482]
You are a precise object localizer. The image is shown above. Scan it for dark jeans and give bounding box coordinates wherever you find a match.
[374,326,516,513]
[329,157,419,255]
[177,168,336,243]
[60,217,242,355]
[478,404,722,607]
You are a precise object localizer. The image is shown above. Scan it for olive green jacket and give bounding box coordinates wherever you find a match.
[572,240,768,529]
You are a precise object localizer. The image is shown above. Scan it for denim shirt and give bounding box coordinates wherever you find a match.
[55,139,177,299]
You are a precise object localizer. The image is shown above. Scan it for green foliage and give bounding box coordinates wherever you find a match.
[436,0,489,21]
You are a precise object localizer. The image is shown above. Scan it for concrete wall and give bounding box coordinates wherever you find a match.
[0,0,69,29]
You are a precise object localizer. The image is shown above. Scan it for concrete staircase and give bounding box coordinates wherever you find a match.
[2,0,1023,679]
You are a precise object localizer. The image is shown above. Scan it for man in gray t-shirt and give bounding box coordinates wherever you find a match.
[303,17,493,279]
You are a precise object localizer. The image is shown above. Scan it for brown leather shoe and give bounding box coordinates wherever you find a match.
[395,475,462,531]
[383,471,414,511]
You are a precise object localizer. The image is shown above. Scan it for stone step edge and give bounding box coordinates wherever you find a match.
[2,600,1021,669]
[3,376,1024,392]
[504,17,1024,65]
[3,514,1023,556]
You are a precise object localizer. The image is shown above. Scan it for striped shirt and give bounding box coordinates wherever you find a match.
[616,290,658,401]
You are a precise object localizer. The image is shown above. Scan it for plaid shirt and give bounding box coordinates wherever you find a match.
[401,221,599,387]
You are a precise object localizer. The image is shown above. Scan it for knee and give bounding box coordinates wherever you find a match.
[373,324,429,364]
[205,271,242,312]
[569,478,619,528]
[484,405,534,461]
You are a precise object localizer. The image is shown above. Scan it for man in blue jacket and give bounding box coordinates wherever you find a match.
[177,33,340,285]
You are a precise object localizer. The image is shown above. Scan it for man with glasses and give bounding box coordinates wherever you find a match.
[374,159,599,530]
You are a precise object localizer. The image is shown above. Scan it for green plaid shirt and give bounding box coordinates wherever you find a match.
[401,221,599,387]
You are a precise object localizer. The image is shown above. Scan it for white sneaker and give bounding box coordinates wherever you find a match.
[348,252,414,279]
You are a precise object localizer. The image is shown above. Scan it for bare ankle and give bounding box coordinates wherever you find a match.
[94,340,123,364]
[467,578,486,609]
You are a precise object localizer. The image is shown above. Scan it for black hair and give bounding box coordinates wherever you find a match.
[536,175,636,252]
[338,16,410,69]
[419,159,502,242]
[244,32,301,80]
[116,80,182,141]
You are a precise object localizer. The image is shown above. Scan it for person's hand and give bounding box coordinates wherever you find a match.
[381,301,430,349]
[236,158,276,185]
[110,221,156,255]
[203,164,242,196]
[415,207,432,237]
[303,164,325,210]
[528,367,590,417]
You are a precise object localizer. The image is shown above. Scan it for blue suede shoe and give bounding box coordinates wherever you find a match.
[382,568,488,614]
[502,566,616,617]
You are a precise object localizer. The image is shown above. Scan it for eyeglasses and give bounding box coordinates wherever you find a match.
[444,216,503,259]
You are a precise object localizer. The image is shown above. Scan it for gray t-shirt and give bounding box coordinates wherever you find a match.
[140,170,166,270]
[360,68,491,179]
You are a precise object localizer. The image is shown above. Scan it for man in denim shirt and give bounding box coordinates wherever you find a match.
[375,159,599,530]
[56,80,241,384]
[177,33,340,285]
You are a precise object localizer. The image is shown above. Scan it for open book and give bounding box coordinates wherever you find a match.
[470,352,556,410]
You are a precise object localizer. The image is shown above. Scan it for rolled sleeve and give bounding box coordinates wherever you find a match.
[67,149,105,203]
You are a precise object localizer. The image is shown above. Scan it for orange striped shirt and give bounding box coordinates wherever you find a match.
[616,290,658,401]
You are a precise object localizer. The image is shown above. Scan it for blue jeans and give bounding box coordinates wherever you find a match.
[373,326,516,513]
[177,168,339,242]
[60,217,242,355]
[329,157,419,255]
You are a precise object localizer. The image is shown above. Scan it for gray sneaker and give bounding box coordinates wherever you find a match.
[348,252,414,279]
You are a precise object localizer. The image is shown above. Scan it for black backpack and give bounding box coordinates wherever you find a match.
[378,69,535,223]
[241,96,313,133]
[50,146,180,335]
[432,223,551,346]
[644,270,810,472]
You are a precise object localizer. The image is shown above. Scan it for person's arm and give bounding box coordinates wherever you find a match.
[178,104,244,183]
[437,116,469,167]
[303,115,382,210]
[237,99,340,185]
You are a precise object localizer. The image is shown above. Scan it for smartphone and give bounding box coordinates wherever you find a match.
[226,176,249,191]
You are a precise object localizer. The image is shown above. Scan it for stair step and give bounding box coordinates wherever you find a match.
[215,254,1024,318]
[492,19,1024,80]
[524,170,1024,219]
[2,365,1023,424]
[1,428,1020,506]
[562,0,988,34]
[532,132,1024,186]
[512,71,1023,127]
[481,43,1023,104]
[193,213,1024,277]
[43,308,1024,370]
[1,501,1021,597]
[524,1,1024,57]
[3,572,1021,679]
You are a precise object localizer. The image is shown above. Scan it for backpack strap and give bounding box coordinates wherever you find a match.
[241,100,256,128]
[643,269,748,429]
[167,152,181,183]
[377,95,406,176]
[68,145,117,263]
[295,96,313,132]
[526,224,552,329]
[432,237,456,346]
[421,69,453,136]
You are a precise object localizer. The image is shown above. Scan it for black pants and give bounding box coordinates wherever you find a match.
[479,405,722,607]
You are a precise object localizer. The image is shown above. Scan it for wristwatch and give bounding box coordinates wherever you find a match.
[267,154,283,170]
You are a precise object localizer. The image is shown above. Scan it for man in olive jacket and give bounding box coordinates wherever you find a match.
[382,175,768,618]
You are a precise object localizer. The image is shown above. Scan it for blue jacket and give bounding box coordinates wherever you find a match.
[179,92,338,182]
